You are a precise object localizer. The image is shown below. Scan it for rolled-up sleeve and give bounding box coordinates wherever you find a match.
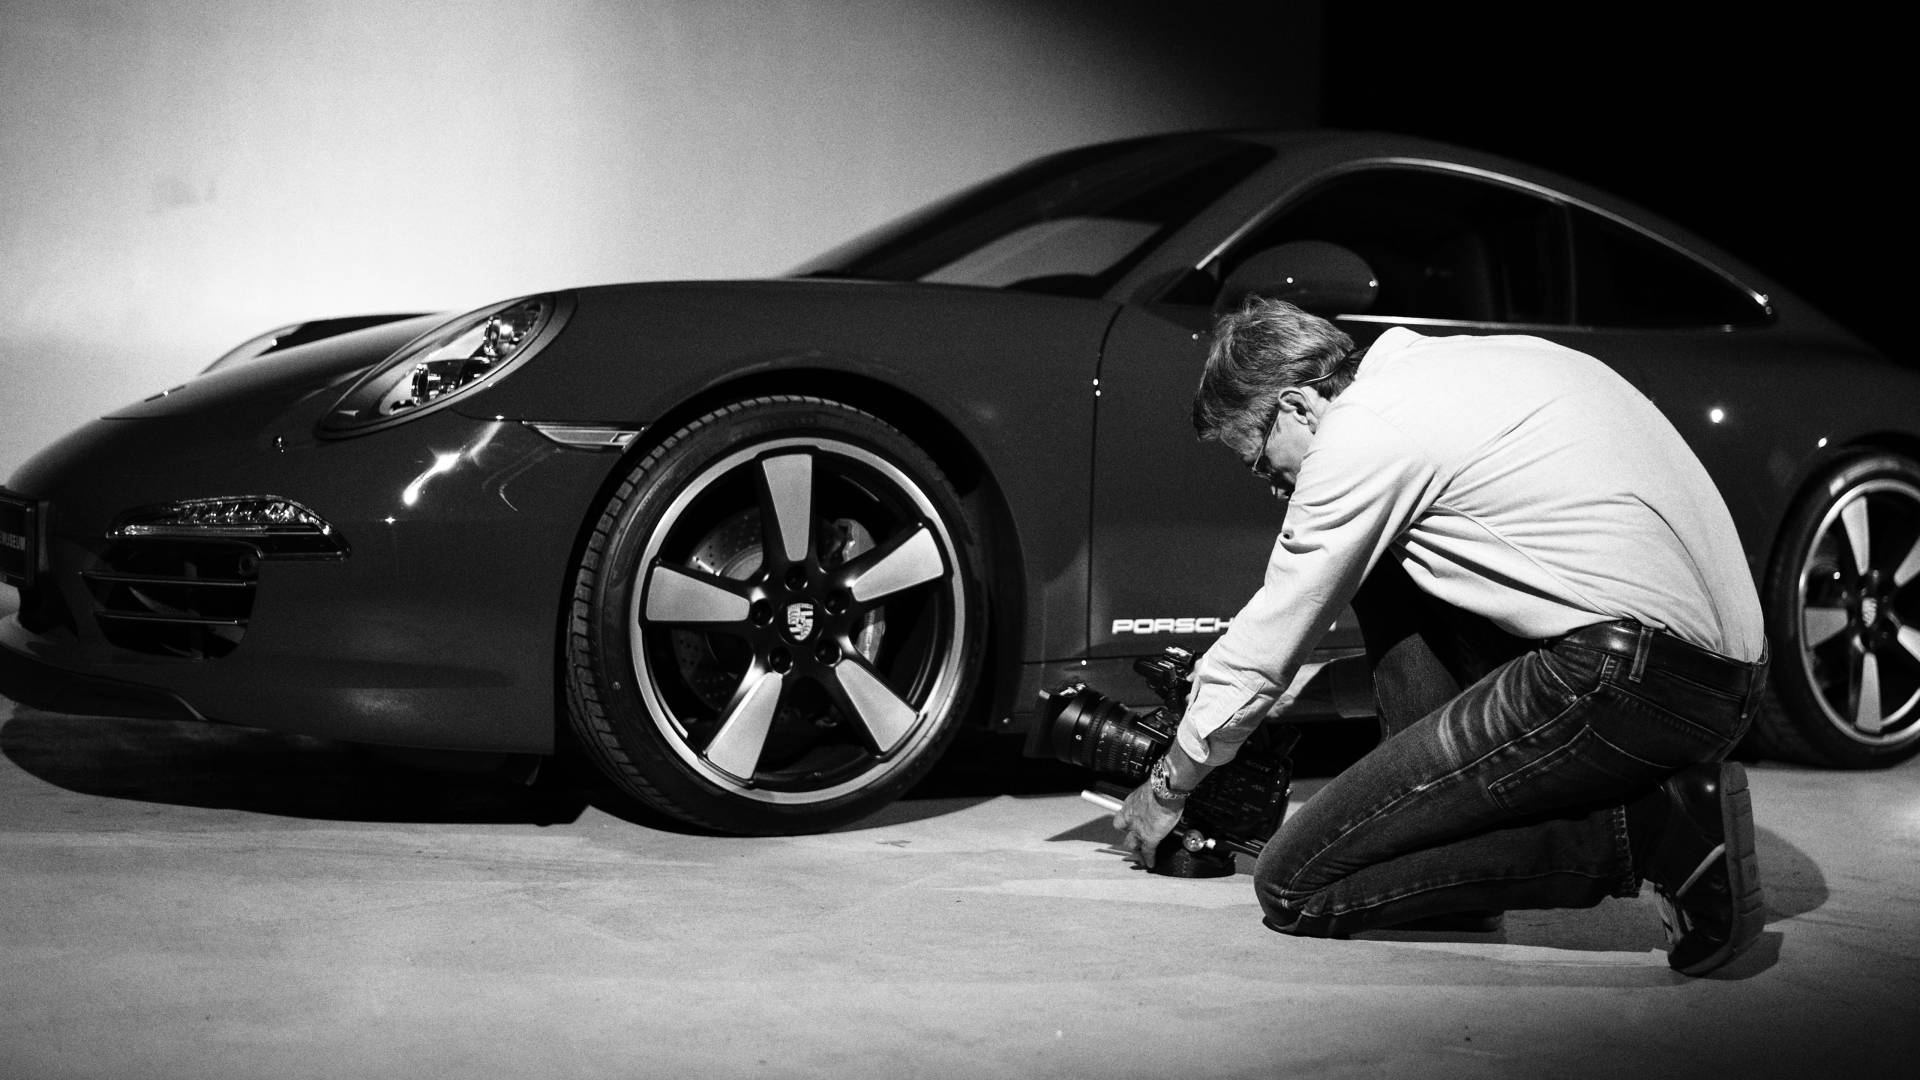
[1176,404,1442,766]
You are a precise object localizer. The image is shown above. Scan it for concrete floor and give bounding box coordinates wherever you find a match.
[3,660,1918,1078]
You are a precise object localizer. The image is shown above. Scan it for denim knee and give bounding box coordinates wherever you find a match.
[1252,838,1309,926]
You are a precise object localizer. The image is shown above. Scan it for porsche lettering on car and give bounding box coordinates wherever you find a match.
[1110,617,1235,635]
[4,130,1916,837]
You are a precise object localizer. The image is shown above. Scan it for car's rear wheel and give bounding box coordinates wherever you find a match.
[1751,452,1920,767]
[564,396,985,833]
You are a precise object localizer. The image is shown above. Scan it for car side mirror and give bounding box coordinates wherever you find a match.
[1216,240,1379,316]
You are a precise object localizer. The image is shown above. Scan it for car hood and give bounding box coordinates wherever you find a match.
[102,313,449,426]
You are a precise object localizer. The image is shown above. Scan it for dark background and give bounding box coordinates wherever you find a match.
[1,2,1904,486]
[1317,8,1903,357]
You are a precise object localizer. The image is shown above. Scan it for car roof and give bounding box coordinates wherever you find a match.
[1093,127,1802,326]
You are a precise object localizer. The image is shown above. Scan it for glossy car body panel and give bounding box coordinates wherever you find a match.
[465,280,1130,677]
[5,405,611,750]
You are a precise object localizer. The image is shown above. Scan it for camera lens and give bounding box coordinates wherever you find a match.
[1034,686,1168,782]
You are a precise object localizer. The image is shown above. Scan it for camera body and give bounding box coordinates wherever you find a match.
[1029,646,1297,876]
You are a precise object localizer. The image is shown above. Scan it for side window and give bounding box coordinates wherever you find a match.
[1570,209,1771,328]
[1211,168,1569,324]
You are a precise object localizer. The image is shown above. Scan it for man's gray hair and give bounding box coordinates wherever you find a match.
[1191,298,1358,444]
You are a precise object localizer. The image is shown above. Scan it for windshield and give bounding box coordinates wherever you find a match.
[791,136,1273,299]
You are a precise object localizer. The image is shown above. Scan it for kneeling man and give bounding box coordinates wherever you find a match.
[1115,299,1768,976]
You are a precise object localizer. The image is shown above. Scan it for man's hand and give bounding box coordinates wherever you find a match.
[1112,780,1184,869]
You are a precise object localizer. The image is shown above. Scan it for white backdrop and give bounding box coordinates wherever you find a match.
[0,0,1316,478]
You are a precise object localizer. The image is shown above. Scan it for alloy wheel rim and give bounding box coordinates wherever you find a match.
[1797,477,1920,748]
[627,436,968,803]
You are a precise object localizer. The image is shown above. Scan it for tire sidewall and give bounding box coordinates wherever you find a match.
[569,396,986,832]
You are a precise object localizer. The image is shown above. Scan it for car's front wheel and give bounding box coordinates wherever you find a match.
[564,396,985,833]
[1751,452,1920,767]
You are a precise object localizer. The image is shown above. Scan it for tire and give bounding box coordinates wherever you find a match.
[564,396,986,833]
[1751,452,1920,767]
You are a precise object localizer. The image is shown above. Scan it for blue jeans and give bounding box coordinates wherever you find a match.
[1252,560,1768,936]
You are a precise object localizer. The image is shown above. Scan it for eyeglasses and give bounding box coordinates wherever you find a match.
[1245,397,1286,483]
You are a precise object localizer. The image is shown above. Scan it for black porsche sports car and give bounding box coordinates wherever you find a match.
[4,130,1916,833]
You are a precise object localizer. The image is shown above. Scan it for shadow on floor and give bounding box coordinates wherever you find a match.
[0,708,591,826]
[3,703,1824,932]
[1,702,1384,833]
[903,719,1382,800]
[850,720,1381,827]
[1,702,1826,975]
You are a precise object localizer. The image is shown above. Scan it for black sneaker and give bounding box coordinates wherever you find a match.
[1642,762,1764,976]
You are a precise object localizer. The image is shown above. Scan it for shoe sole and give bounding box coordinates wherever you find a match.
[1659,761,1764,976]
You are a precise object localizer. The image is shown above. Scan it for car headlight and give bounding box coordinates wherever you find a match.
[320,294,565,434]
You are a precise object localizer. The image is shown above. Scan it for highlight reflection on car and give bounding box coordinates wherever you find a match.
[4,130,1915,835]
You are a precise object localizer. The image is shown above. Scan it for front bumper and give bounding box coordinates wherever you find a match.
[0,410,621,752]
[0,623,204,721]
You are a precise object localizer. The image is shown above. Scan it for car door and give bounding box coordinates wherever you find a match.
[1087,164,1593,705]
[1550,204,1785,555]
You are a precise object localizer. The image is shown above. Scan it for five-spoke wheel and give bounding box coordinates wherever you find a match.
[564,397,984,832]
[1756,453,1920,766]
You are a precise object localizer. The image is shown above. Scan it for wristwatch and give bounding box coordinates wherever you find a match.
[1149,755,1192,804]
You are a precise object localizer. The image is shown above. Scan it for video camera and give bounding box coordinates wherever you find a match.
[1028,646,1297,877]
